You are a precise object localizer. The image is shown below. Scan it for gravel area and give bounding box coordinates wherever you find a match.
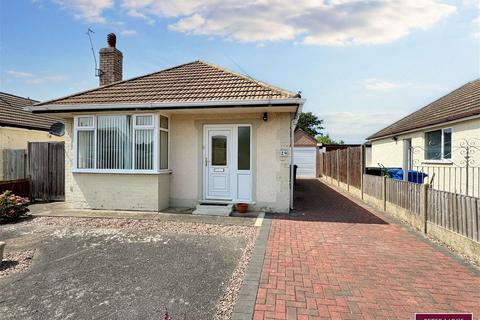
[0,250,35,278]
[3,216,259,319]
[28,216,255,239]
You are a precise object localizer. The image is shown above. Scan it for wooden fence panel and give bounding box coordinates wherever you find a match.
[348,148,362,188]
[321,147,363,188]
[338,149,348,184]
[363,174,383,200]
[28,142,65,201]
[3,149,28,180]
[0,179,31,198]
[386,179,422,215]
[427,188,480,242]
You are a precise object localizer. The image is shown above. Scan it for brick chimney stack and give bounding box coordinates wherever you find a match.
[99,33,123,86]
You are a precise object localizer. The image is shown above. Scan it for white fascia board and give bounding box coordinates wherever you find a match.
[28,98,305,113]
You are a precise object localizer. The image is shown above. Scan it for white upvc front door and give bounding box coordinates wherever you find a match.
[203,124,252,202]
[205,127,233,199]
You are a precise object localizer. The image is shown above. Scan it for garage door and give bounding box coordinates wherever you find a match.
[293,147,317,178]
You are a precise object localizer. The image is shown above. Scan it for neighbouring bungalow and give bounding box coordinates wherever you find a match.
[366,79,480,196]
[30,34,304,213]
[0,92,62,181]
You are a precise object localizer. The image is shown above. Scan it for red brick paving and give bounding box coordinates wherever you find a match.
[254,180,480,320]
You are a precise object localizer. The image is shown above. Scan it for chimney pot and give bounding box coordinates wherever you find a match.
[99,33,123,86]
[107,33,116,48]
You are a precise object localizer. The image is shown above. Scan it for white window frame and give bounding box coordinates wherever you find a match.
[158,115,170,171]
[424,127,453,162]
[73,113,170,174]
[133,114,157,172]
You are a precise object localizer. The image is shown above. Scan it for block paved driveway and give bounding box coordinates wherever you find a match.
[254,179,480,320]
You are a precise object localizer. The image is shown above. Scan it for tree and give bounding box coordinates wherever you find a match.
[296,112,324,137]
[316,134,344,145]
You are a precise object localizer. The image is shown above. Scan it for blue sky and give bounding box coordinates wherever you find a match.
[0,0,478,142]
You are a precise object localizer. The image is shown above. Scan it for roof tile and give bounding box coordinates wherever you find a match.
[368,79,480,140]
[35,61,297,107]
[0,92,61,131]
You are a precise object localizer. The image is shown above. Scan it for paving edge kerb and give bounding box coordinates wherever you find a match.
[231,217,272,320]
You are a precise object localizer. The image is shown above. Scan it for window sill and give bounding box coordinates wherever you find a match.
[72,169,172,175]
[421,160,453,165]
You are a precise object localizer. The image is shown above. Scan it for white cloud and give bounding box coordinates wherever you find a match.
[7,70,66,85]
[53,0,114,23]
[120,29,138,36]
[363,79,404,91]
[50,0,456,45]
[7,70,34,78]
[463,0,480,8]
[121,0,456,45]
[320,111,404,143]
[472,15,480,38]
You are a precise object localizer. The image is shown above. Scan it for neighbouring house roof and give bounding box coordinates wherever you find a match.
[367,79,480,140]
[34,61,300,110]
[0,92,60,131]
[294,129,317,147]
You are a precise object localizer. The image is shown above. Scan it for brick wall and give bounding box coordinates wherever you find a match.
[99,47,123,86]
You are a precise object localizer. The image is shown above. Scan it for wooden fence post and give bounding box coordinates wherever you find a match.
[346,148,350,191]
[330,152,334,184]
[382,175,387,211]
[421,183,429,234]
[336,150,340,186]
[361,145,365,199]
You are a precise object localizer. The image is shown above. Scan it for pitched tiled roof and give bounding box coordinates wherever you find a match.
[294,129,318,147]
[36,60,298,107]
[0,92,61,131]
[368,79,480,140]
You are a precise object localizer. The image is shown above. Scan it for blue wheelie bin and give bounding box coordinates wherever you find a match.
[387,168,427,184]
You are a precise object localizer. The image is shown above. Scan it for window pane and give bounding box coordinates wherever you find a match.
[160,131,168,170]
[135,115,153,126]
[135,129,154,170]
[238,126,250,170]
[78,117,93,127]
[425,130,441,160]
[443,129,452,159]
[160,116,168,129]
[77,131,94,168]
[212,135,227,166]
[97,115,132,169]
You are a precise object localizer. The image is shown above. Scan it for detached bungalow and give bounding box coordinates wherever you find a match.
[31,34,304,213]
[366,79,480,195]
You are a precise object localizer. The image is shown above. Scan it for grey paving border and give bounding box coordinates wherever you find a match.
[320,179,480,276]
[231,216,272,320]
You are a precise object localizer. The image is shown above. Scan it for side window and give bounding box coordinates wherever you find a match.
[425,128,452,160]
[425,130,441,160]
[238,126,251,170]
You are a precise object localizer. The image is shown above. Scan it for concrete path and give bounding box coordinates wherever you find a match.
[254,179,480,320]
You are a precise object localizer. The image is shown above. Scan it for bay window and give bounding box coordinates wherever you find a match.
[74,114,169,172]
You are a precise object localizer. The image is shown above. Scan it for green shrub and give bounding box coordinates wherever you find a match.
[0,190,30,222]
